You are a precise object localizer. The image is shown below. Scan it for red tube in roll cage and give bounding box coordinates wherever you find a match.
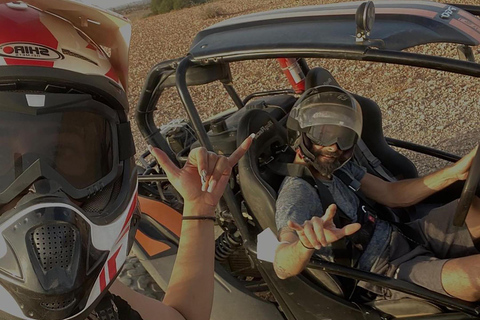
[277,58,306,93]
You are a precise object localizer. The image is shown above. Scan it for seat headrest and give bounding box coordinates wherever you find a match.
[305,67,341,89]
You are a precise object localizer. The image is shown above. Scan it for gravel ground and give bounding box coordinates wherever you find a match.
[127,0,480,175]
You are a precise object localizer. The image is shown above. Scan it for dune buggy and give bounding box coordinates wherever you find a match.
[132,1,480,319]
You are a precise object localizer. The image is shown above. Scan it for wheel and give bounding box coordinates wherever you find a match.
[453,146,480,226]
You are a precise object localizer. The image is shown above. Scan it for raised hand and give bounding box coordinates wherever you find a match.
[149,134,254,216]
[288,204,361,250]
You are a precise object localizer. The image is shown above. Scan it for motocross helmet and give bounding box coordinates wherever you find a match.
[287,85,363,173]
[0,2,139,320]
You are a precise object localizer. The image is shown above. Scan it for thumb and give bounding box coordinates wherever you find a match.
[149,145,180,177]
[459,172,469,181]
[330,222,361,240]
[342,223,362,236]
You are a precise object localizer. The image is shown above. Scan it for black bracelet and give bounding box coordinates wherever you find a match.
[299,239,315,250]
[182,216,216,222]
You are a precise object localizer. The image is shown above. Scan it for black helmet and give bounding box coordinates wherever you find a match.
[0,2,139,319]
[287,85,363,172]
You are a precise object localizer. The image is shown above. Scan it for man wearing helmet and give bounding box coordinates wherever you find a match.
[274,85,480,302]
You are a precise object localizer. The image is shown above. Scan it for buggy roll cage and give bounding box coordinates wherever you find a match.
[136,1,480,317]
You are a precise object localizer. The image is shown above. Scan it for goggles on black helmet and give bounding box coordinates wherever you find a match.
[0,92,134,205]
[287,85,362,150]
[306,124,358,150]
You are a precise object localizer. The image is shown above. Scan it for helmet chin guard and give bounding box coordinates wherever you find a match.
[0,179,139,320]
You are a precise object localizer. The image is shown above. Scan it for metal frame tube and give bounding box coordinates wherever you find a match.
[305,258,480,315]
[135,62,179,166]
[243,89,295,105]
[386,137,461,162]
[138,175,170,182]
[223,83,244,109]
[193,49,480,78]
[175,57,254,244]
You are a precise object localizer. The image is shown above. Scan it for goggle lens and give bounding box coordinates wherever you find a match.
[306,125,357,150]
[0,111,113,191]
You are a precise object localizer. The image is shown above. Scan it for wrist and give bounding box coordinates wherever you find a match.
[183,201,216,217]
[441,166,459,184]
[297,239,315,251]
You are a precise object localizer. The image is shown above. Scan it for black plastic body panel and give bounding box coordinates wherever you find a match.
[189,1,480,59]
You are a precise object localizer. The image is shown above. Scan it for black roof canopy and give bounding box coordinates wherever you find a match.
[189,1,480,61]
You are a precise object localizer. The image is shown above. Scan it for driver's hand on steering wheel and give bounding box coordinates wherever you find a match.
[447,145,479,181]
[288,204,361,250]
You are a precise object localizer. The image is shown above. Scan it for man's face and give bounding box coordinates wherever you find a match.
[309,142,344,177]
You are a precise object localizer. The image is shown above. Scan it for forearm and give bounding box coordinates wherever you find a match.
[385,167,458,207]
[109,281,185,320]
[274,240,314,279]
[162,202,215,320]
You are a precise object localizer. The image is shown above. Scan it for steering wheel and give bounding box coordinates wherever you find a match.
[453,146,480,227]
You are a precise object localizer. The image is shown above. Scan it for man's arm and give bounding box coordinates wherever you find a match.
[274,228,315,279]
[360,146,478,208]
[110,203,216,320]
[274,205,361,279]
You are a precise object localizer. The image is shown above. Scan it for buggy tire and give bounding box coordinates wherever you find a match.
[117,254,165,301]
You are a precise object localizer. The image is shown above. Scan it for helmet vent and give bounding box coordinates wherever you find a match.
[31,224,77,271]
[82,177,119,215]
[61,49,99,66]
[41,297,75,310]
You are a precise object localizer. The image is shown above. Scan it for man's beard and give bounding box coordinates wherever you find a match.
[310,150,343,177]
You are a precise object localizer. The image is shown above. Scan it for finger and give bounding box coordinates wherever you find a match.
[466,145,479,161]
[469,145,479,156]
[205,152,219,176]
[149,146,180,177]
[187,147,208,179]
[228,133,255,166]
[287,220,304,232]
[343,223,362,236]
[312,218,327,247]
[287,221,314,248]
[298,234,314,250]
[204,152,219,192]
[207,156,230,193]
[212,173,230,195]
[331,223,361,239]
[322,204,337,223]
[302,222,321,249]
[461,145,478,162]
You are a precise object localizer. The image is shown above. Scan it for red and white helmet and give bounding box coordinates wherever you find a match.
[0,1,139,319]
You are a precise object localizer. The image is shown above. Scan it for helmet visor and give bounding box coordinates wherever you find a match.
[296,102,362,138]
[0,110,113,189]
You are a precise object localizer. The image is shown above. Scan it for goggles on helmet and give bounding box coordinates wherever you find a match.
[306,124,357,150]
[0,92,133,205]
[288,85,363,150]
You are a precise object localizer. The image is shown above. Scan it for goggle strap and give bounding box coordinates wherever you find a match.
[118,122,136,161]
